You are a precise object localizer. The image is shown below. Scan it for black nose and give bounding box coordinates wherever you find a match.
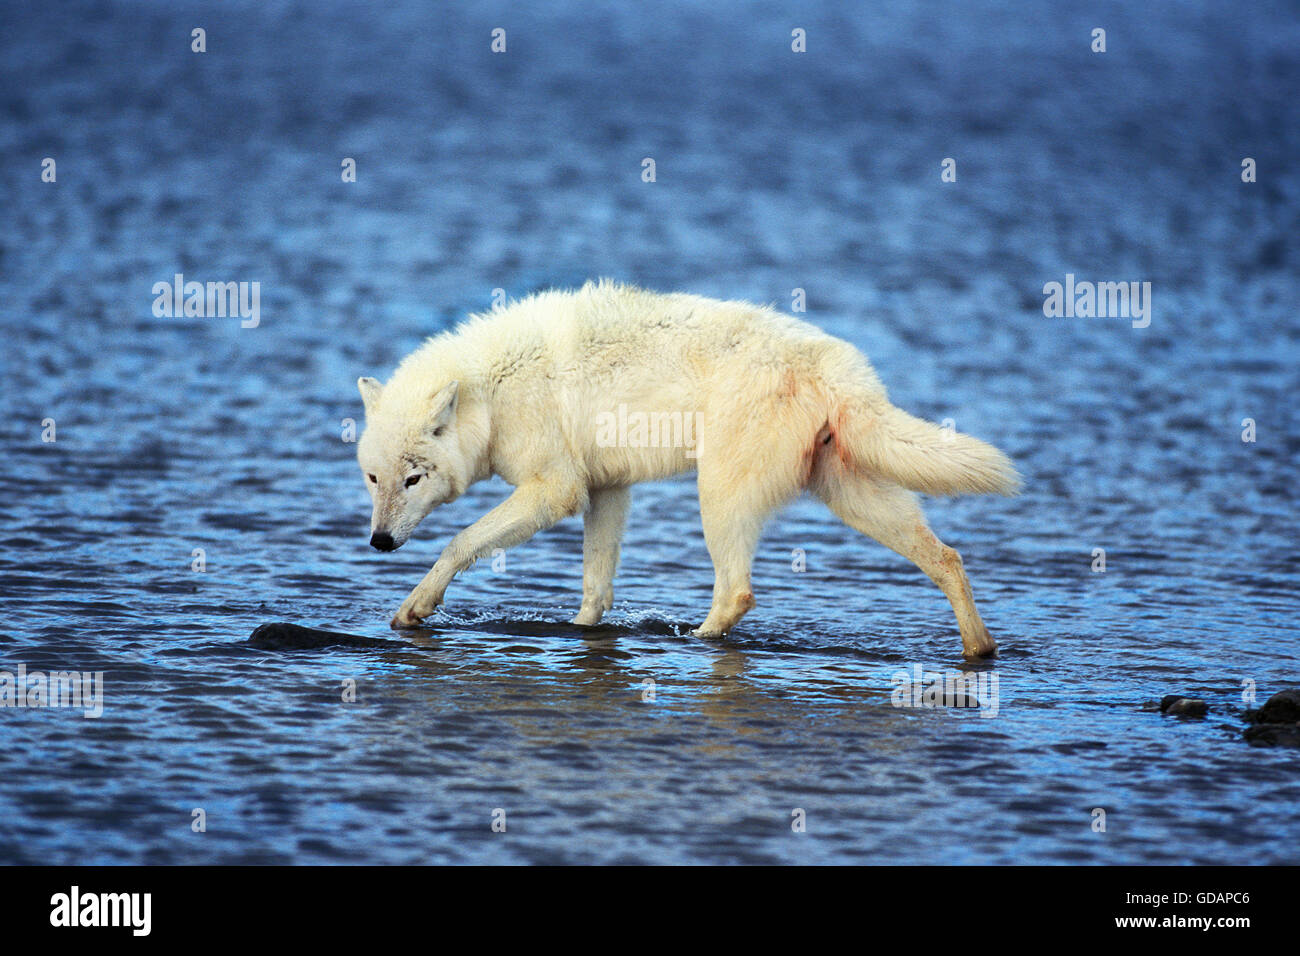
[370,531,396,552]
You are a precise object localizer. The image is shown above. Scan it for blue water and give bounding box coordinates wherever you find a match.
[0,0,1297,864]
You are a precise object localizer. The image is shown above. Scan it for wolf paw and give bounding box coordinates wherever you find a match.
[572,591,613,626]
[962,633,998,658]
[571,608,603,626]
[391,591,442,628]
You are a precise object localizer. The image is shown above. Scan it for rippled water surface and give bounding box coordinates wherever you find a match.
[1,0,1297,864]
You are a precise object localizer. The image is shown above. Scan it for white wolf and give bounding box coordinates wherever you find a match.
[356,281,1020,656]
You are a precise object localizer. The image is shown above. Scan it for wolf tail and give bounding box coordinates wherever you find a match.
[835,402,1022,497]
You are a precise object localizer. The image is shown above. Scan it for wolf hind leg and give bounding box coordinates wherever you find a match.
[691,443,808,638]
[573,486,631,626]
[813,466,997,657]
[688,375,831,636]
[692,487,768,637]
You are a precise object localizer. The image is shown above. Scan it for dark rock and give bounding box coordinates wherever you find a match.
[897,682,985,709]
[1240,689,1300,747]
[1244,689,1300,725]
[1243,723,1300,748]
[1159,695,1208,718]
[248,622,399,650]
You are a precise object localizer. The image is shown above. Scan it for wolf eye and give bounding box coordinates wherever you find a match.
[404,474,422,488]
[367,474,377,484]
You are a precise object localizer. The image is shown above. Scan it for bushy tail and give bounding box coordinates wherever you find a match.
[840,404,1022,496]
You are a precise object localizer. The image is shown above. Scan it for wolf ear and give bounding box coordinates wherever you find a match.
[429,380,459,435]
[357,377,383,414]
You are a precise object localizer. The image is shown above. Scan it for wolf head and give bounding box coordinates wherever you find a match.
[356,376,466,551]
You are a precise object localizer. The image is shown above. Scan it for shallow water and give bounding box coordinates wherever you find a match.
[1,0,1298,864]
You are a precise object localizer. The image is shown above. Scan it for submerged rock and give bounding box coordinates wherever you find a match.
[1244,723,1300,748]
[248,622,398,650]
[1159,695,1208,718]
[1241,688,1300,748]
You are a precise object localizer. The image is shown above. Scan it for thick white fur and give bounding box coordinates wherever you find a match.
[356,280,1020,656]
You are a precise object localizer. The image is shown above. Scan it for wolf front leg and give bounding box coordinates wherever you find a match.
[572,486,631,626]
[391,478,588,627]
